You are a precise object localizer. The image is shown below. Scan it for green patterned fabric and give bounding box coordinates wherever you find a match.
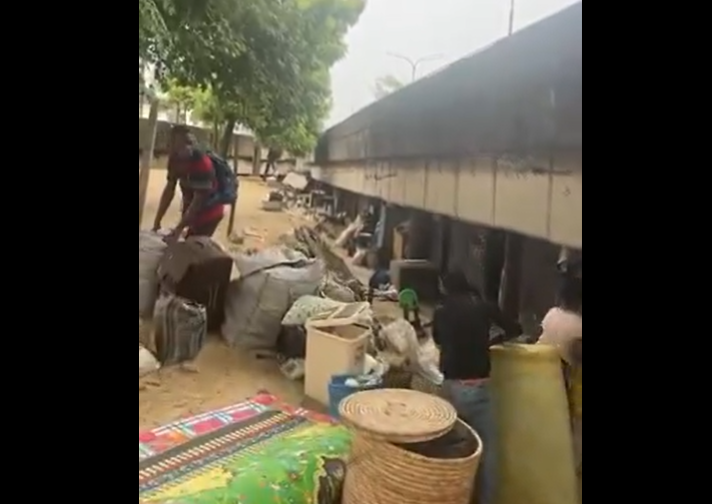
[139,396,352,504]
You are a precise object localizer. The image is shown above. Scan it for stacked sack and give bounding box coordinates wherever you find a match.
[139,231,168,316]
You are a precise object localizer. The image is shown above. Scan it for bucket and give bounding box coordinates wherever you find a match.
[329,374,381,419]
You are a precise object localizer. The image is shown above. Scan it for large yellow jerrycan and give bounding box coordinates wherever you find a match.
[491,344,578,504]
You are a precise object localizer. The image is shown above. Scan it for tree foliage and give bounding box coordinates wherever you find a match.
[163,79,197,123]
[139,0,365,155]
[374,75,405,100]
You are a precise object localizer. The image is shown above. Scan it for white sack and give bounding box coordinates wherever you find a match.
[139,231,168,316]
[139,345,160,377]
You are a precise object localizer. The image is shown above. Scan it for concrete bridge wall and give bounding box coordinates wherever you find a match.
[314,2,583,249]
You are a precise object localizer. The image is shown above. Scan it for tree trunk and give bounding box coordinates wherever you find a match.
[221,119,238,239]
[212,122,220,150]
[252,142,262,175]
[139,100,160,229]
[219,119,236,158]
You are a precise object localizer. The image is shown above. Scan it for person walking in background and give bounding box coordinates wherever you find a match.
[262,147,283,180]
[153,125,225,242]
[434,271,521,504]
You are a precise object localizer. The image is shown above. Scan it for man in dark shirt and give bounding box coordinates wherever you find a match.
[153,126,225,242]
[433,271,520,380]
[433,270,520,504]
[262,147,283,180]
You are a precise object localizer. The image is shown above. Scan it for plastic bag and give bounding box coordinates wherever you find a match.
[413,338,444,384]
[379,319,419,355]
[139,345,160,377]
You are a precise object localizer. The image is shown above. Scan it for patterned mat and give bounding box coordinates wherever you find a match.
[139,394,352,504]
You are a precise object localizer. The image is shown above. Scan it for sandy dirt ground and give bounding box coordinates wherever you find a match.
[139,169,308,430]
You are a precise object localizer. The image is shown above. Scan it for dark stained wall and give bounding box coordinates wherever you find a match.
[317,1,583,164]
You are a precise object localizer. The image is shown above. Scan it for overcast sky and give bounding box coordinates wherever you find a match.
[327,0,580,127]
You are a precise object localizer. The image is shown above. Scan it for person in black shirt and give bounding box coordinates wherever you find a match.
[433,270,521,504]
[262,147,283,180]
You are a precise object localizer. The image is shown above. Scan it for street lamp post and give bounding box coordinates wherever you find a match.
[508,0,516,36]
[387,53,445,82]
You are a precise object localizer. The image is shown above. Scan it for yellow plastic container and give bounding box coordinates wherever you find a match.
[491,344,578,504]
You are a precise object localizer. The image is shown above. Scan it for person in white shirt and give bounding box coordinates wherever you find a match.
[538,249,583,500]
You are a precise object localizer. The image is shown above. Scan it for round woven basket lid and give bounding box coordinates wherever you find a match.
[339,389,458,443]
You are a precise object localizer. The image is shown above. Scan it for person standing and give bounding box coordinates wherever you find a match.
[434,271,521,504]
[262,147,283,180]
[152,125,225,242]
[538,252,583,501]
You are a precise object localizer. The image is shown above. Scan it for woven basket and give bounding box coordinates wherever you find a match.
[340,389,482,504]
[383,368,413,389]
[411,373,444,396]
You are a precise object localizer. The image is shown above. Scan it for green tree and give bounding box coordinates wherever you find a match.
[374,75,405,100]
[139,0,365,157]
[163,80,198,124]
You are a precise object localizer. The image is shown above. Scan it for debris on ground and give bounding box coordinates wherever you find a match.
[282,226,369,302]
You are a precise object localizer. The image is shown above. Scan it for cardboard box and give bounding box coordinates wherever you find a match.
[159,238,233,331]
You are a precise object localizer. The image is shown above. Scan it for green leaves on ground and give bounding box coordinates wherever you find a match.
[139,0,365,155]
